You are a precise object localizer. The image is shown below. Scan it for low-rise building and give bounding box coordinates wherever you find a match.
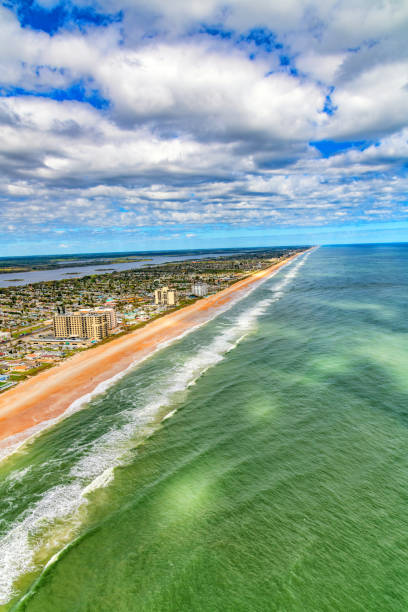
[29,336,90,348]
[10,362,32,372]
[25,353,40,361]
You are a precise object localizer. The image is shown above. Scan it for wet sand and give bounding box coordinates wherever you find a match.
[0,252,306,452]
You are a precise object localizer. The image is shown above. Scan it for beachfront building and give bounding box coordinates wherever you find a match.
[53,312,108,340]
[78,307,117,329]
[82,314,108,340]
[27,336,90,348]
[53,313,83,338]
[154,287,177,306]
[191,281,209,297]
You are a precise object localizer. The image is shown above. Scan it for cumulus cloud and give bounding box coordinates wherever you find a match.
[0,0,408,249]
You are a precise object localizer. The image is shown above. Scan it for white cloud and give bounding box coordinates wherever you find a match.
[326,61,408,140]
[0,0,408,242]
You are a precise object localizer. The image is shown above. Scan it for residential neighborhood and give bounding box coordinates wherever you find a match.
[0,248,300,391]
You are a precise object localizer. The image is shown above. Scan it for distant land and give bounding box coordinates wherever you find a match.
[0,247,307,274]
[0,253,154,274]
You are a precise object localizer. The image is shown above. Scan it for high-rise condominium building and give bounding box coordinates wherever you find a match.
[191,281,209,297]
[83,314,108,340]
[154,287,177,306]
[53,313,83,338]
[78,307,117,329]
[53,313,108,340]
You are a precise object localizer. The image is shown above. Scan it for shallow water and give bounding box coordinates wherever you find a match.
[2,245,408,611]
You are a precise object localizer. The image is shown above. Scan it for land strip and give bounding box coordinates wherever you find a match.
[0,250,308,452]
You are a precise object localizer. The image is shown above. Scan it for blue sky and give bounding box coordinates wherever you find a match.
[1,0,408,255]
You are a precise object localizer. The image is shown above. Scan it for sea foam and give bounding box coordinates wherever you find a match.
[0,251,310,606]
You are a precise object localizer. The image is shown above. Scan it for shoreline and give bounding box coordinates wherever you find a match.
[0,250,310,455]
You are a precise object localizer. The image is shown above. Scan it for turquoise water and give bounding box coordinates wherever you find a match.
[2,245,408,610]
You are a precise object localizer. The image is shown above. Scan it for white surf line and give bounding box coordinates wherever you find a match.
[66,254,313,489]
[0,251,309,465]
[0,249,313,606]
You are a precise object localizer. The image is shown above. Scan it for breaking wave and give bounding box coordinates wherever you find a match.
[0,251,311,606]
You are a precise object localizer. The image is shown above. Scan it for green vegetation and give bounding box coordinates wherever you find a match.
[0,254,154,274]
[11,323,48,339]
[0,248,307,393]
[8,363,53,381]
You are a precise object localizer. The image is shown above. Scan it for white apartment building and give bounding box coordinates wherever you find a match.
[191,282,209,297]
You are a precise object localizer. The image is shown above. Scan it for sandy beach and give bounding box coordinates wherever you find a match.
[0,251,306,453]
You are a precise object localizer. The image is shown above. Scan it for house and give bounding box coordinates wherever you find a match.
[10,363,32,372]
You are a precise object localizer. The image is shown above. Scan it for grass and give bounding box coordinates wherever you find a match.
[11,322,49,339]
[9,363,53,381]
[0,256,293,393]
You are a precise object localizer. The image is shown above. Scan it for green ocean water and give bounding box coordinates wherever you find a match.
[2,245,408,611]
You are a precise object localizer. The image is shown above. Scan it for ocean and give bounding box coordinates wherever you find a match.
[1,244,408,611]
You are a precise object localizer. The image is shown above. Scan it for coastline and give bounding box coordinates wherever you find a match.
[0,250,310,455]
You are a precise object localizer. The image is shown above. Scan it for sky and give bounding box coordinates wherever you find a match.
[0,0,408,255]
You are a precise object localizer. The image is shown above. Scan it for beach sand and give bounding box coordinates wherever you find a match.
[0,251,306,453]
